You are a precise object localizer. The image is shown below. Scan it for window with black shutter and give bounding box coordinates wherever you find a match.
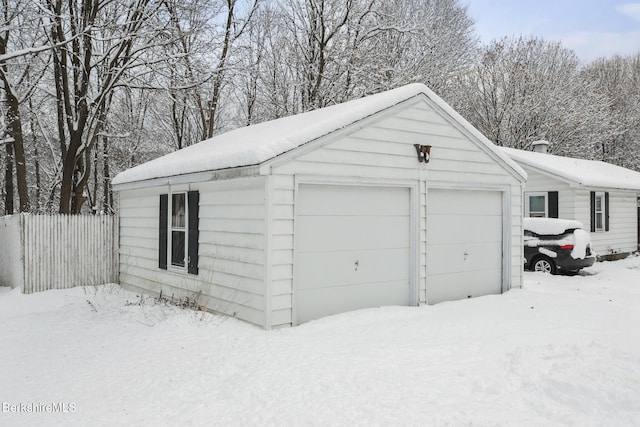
[159,190,199,274]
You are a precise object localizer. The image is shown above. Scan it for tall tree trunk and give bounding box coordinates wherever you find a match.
[101,134,111,213]
[0,42,30,212]
[59,132,83,214]
[4,92,30,212]
[29,103,41,211]
[203,0,235,139]
[3,140,13,214]
[92,142,99,213]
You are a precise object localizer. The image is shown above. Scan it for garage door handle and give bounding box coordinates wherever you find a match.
[355,260,359,271]
[464,252,469,261]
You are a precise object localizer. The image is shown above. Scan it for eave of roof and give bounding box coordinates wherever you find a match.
[501,147,640,192]
[112,83,526,190]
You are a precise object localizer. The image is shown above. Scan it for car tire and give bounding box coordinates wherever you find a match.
[531,256,557,274]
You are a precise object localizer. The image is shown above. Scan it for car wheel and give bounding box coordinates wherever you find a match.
[532,256,557,274]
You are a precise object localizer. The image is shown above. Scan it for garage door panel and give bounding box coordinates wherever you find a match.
[295,184,411,323]
[427,270,502,304]
[296,248,409,290]
[426,189,503,303]
[427,190,502,215]
[296,215,410,253]
[428,215,502,244]
[427,242,503,275]
[297,185,409,216]
[296,280,410,324]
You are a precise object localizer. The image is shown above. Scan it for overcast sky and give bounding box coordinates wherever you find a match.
[465,0,640,62]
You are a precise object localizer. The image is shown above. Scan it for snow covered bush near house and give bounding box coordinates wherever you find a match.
[2,257,640,426]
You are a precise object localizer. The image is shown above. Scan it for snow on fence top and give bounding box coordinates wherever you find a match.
[112,83,525,186]
[501,146,640,191]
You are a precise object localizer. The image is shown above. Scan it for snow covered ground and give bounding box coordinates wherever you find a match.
[1,256,640,426]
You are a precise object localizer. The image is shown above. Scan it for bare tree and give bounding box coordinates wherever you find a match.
[581,54,640,170]
[366,0,477,95]
[232,0,477,123]
[0,0,48,212]
[453,37,613,157]
[44,0,167,213]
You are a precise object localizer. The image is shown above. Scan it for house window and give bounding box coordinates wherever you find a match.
[594,192,605,231]
[526,192,547,217]
[159,191,199,274]
[171,193,186,267]
[590,191,609,233]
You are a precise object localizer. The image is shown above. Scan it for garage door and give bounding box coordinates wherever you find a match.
[295,184,411,324]
[426,189,503,303]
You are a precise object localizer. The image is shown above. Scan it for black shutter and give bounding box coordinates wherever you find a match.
[590,191,596,232]
[605,192,610,232]
[548,191,559,218]
[187,190,200,275]
[159,194,168,269]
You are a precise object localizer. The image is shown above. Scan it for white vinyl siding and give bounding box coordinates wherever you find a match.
[117,97,525,329]
[517,166,576,219]
[270,99,524,327]
[574,189,638,256]
[515,164,638,256]
[119,176,267,326]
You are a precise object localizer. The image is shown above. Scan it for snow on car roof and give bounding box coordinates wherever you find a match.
[112,83,525,186]
[524,217,585,235]
[501,146,640,191]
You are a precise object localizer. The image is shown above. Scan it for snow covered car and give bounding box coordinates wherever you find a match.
[523,218,596,274]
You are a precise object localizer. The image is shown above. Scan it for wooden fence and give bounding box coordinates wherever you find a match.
[0,214,118,293]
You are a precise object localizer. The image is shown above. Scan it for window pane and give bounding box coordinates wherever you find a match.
[529,195,546,213]
[530,212,546,218]
[172,194,185,228]
[171,231,185,267]
[595,196,602,211]
[596,213,603,230]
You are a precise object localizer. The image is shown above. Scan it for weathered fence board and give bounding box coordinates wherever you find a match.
[0,214,118,293]
[0,215,24,288]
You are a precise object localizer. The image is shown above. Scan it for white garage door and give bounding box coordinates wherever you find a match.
[426,189,503,303]
[295,184,411,324]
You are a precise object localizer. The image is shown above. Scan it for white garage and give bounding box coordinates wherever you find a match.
[426,189,504,303]
[295,184,412,324]
[112,83,526,329]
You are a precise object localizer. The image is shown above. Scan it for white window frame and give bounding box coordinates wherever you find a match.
[525,192,548,218]
[168,191,188,271]
[594,191,606,232]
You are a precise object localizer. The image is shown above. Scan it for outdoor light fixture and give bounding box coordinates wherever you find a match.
[414,144,431,163]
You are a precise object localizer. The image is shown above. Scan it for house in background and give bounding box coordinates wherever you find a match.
[501,141,640,258]
[112,83,526,329]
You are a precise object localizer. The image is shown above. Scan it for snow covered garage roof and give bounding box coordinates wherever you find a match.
[113,83,525,187]
[501,147,640,191]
